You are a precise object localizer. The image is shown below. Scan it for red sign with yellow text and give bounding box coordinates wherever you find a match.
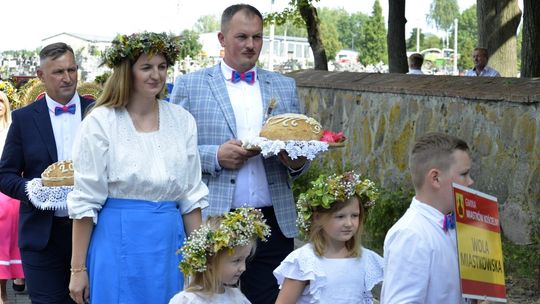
[453,183,507,303]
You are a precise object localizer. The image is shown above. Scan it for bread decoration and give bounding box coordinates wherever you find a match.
[41,160,74,187]
[259,113,322,141]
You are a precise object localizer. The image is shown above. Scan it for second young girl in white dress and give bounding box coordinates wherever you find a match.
[273,171,384,304]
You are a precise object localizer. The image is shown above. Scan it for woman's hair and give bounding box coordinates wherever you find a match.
[0,91,12,128]
[185,216,257,295]
[309,195,365,258]
[92,56,167,109]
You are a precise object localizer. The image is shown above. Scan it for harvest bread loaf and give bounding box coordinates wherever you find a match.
[41,160,74,187]
[260,113,322,141]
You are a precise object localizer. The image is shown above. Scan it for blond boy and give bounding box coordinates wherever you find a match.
[381,132,474,303]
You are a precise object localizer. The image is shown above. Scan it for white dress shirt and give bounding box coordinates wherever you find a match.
[220,62,272,208]
[464,66,500,77]
[45,93,81,216]
[381,197,463,304]
[67,101,209,223]
[407,69,424,75]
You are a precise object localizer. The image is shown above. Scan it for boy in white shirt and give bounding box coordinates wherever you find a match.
[381,132,474,304]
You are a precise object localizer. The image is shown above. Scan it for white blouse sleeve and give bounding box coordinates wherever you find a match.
[67,108,110,223]
[362,247,384,291]
[273,244,327,303]
[178,112,208,214]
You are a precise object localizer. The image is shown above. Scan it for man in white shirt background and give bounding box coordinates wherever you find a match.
[464,47,501,77]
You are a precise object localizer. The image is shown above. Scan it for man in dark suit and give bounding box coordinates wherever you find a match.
[0,42,93,304]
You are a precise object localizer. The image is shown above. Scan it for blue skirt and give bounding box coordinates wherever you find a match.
[87,198,185,304]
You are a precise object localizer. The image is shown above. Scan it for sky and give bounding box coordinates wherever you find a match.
[0,0,506,52]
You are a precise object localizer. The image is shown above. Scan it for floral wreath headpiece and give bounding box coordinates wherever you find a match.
[296,171,379,238]
[101,32,181,68]
[179,207,271,276]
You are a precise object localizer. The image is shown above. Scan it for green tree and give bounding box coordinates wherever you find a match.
[424,34,443,49]
[406,28,425,52]
[361,0,387,64]
[193,15,220,33]
[270,20,307,37]
[337,11,368,52]
[318,8,344,60]
[427,0,459,32]
[266,0,328,70]
[451,4,477,70]
[406,30,444,52]
[178,29,203,59]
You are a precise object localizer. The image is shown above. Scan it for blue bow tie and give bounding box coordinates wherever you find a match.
[54,104,76,116]
[231,70,255,84]
[442,213,456,232]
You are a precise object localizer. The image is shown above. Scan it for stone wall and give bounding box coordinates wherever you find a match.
[288,70,540,244]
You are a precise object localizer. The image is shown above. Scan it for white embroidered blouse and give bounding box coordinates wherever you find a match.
[67,101,208,223]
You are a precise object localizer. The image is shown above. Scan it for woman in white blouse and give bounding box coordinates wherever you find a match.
[67,32,208,304]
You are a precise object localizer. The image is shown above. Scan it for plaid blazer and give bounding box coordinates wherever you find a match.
[170,64,301,237]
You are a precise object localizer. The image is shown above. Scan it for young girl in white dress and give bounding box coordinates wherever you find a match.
[169,208,271,304]
[273,171,384,304]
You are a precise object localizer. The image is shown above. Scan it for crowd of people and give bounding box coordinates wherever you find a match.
[0,3,501,304]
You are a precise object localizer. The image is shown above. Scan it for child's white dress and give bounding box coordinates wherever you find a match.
[273,243,384,304]
[168,286,251,304]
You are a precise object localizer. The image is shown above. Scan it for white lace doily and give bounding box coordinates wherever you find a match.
[242,137,329,160]
[25,178,73,210]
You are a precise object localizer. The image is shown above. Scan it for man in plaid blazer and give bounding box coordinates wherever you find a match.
[170,4,307,303]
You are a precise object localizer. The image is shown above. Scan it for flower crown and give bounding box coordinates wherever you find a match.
[296,171,379,238]
[179,208,271,276]
[101,32,181,68]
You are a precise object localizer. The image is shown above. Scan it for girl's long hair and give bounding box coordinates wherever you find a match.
[309,195,365,258]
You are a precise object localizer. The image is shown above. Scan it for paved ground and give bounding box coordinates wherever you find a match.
[3,280,30,304]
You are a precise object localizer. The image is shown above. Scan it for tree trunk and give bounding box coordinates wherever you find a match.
[521,0,540,77]
[477,0,521,77]
[298,0,328,70]
[387,0,408,73]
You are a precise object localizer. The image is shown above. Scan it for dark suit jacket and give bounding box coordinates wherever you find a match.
[0,95,93,250]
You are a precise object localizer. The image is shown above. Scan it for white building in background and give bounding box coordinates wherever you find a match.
[41,33,113,81]
[198,32,314,70]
